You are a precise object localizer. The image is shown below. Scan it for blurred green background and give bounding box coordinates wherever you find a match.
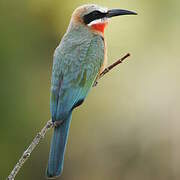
[1,0,180,179]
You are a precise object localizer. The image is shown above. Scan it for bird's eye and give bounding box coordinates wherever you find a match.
[83,10,107,25]
[92,11,100,16]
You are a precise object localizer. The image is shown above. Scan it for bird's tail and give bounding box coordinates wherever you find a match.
[46,112,72,178]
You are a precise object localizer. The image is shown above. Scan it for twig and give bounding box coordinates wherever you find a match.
[93,53,130,86]
[7,53,131,180]
[7,120,53,180]
[100,53,130,78]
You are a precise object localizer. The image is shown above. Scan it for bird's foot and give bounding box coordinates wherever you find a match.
[52,120,64,128]
[93,81,98,87]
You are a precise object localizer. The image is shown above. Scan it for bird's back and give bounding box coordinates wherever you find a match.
[50,24,105,121]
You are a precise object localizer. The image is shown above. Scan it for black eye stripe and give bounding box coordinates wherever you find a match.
[83,10,107,25]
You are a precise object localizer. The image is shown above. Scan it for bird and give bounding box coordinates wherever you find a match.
[46,4,137,178]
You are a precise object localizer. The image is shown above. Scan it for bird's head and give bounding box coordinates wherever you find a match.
[71,4,137,35]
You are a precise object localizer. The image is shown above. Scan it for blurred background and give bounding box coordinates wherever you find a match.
[1,0,180,179]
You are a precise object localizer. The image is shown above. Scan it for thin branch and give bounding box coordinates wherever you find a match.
[93,53,130,86]
[100,53,130,78]
[7,120,53,180]
[7,53,131,180]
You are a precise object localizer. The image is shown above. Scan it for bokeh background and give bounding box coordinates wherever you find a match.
[1,0,180,179]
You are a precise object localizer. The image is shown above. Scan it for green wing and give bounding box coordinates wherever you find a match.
[50,34,104,121]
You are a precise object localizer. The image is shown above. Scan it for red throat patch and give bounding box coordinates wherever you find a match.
[91,22,108,34]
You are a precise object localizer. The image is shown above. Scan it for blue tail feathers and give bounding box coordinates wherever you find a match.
[46,112,72,178]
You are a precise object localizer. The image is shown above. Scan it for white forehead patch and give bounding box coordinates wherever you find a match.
[98,7,108,13]
[87,4,108,13]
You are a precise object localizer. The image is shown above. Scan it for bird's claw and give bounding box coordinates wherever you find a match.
[52,120,64,128]
[93,81,98,87]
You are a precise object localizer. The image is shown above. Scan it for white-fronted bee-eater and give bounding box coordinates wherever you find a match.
[47,4,137,178]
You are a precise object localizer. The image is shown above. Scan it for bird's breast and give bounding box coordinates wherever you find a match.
[99,39,107,74]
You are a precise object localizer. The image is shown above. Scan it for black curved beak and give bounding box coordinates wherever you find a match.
[106,9,137,18]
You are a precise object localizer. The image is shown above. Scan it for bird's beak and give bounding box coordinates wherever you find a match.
[106,9,137,18]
